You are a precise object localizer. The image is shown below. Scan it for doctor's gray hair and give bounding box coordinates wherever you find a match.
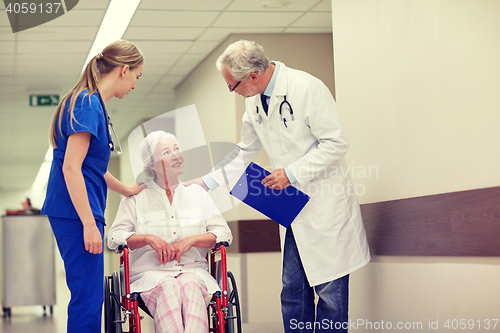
[139,130,177,178]
[216,40,270,81]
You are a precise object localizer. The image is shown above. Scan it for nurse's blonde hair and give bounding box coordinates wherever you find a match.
[49,40,144,148]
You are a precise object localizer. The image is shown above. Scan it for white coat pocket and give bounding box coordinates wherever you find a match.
[302,177,350,230]
[278,119,304,152]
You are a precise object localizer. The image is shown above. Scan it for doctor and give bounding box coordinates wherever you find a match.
[187,40,370,332]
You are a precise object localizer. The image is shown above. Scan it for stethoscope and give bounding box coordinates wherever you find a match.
[97,91,123,155]
[255,95,294,127]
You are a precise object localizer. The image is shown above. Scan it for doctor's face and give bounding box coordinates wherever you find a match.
[222,66,260,98]
[150,136,184,181]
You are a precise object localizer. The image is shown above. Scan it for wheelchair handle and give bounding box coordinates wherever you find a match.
[211,241,230,251]
[116,244,128,254]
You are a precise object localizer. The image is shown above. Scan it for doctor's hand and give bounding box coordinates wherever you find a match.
[183,177,209,191]
[262,168,291,190]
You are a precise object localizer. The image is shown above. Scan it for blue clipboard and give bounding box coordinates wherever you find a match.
[229,162,310,228]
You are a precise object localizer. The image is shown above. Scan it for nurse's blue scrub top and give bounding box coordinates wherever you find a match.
[42,90,111,223]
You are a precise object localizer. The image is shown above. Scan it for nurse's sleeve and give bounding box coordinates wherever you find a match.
[107,196,138,250]
[287,81,350,185]
[65,93,101,137]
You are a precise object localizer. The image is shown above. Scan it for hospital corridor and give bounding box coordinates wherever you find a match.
[2,1,500,333]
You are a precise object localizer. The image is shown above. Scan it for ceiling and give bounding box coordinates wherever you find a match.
[0,0,332,191]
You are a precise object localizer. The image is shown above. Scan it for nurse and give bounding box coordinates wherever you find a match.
[41,40,146,333]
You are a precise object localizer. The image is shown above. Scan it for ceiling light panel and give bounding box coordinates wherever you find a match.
[284,27,332,33]
[0,29,15,41]
[311,0,332,12]
[0,41,15,52]
[41,9,106,27]
[213,12,302,28]
[198,27,283,41]
[131,10,219,27]
[291,12,333,27]
[72,0,111,9]
[227,0,317,11]
[17,41,92,54]
[139,0,231,11]
[124,27,204,40]
[188,41,220,53]
[133,41,193,55]
[16,27,99,41]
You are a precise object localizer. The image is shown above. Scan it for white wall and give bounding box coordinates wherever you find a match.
[332,0,500,331]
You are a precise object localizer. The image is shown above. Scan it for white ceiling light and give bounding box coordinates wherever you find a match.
[261,1,290,9]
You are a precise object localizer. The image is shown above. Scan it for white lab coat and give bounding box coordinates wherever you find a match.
[211,62,370,286]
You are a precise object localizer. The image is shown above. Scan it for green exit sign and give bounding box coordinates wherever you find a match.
[30,95,59,107]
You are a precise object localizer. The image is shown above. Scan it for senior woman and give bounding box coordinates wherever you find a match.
[108,130,232,333]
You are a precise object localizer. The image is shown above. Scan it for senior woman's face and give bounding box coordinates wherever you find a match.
[150,136,184,179]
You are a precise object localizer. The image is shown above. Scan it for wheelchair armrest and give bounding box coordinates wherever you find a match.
[211,241,230,252]
[115,244,128,254]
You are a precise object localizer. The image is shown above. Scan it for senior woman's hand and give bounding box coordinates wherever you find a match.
[148,235,175,264]
[171,233,217,263]
[126,234,175,264]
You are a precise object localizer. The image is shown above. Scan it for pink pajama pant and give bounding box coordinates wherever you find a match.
[140,272,212,333]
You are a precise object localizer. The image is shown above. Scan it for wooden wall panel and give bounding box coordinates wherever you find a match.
[236,219,281,253]
[361,186,500,256]
[231,187,500,256]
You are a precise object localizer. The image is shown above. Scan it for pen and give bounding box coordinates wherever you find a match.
[283,118,287,128]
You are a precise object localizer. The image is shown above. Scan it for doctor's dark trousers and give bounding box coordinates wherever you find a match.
[281,227,349,333]
[49,216,104,333]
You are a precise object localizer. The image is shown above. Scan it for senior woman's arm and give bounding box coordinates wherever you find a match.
[126,233,175,264]
[108,196,175,265]
[171,233,217,263]
[171,188,233,262]
[107,196,138,250]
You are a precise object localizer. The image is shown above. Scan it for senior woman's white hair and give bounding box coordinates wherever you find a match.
[216,40,270,81]
[139,130,177,178]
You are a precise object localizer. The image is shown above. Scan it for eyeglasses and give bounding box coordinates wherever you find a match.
[227,80,241,92]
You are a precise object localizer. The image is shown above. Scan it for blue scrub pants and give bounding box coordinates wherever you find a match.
[281,227,349,333]
[49,216,104,333]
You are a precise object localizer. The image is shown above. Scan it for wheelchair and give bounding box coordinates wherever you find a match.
[104,242,241,333]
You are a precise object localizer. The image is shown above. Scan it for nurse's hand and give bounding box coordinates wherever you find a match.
[148,235,175,264]
[262,168,291,190]
[83,224,103,254]
[126,182,147,197]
